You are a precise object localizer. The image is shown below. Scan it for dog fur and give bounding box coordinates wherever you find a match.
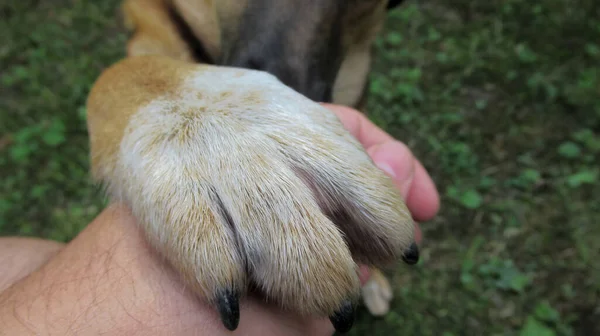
[86,0,415,332]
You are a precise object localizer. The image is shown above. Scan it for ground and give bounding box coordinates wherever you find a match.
[1,0,599,335]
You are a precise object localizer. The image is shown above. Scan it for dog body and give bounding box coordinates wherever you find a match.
[121,0,393,108]
[86,0,416,332]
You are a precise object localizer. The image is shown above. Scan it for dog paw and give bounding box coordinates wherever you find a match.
[89,58,417,332]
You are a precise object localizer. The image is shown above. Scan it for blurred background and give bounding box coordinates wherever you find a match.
[1,0,599,335]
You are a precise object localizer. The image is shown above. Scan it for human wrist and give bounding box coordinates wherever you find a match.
[0,204,221,336]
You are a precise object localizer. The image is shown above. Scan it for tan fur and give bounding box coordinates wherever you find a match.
[122,0,195,61]
[170,0,223,59]
[86,0,412,323]
[334,1,388,107]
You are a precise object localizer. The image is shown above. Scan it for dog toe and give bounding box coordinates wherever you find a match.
[213,151,362,316]
[215,289,241,331]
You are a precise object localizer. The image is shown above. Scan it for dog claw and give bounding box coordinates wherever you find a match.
[402,242,419,265]
[329,300,355,333]
[216,289,240,331]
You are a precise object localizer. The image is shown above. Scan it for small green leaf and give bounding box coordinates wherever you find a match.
[42,119,66,147]
[519,316,556,336]
[515,44,537,63]
[534,301,560,322]
[13,125,42,144]
[557,142,581,158]
[585,43,600,57]
[508,169,542,189]
[385,32,403,46]
[572,129,594,142]
[42,132,66,146]
[31,185,50,199]
[427,27,441,41]
[445,186,460,199]
[567,170,598,187]
[77,106,88,121]
[460,190,483,209]
[479,176,497,189]
[460,272,474,287]
[9,144,33,162]
[572,128,600,152]
[496,265,531,293]
[507,272,531,292]
[475,99,488,110]
[522,169,541,179]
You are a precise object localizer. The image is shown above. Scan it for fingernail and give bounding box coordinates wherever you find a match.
[358,264,371,285]
[375,161,396,178]
[369,141,416,200]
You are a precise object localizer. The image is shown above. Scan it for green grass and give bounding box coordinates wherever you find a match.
[1,0,599,335]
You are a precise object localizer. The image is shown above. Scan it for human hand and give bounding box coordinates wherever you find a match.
[323,104,440,283]
[325,104,439,223]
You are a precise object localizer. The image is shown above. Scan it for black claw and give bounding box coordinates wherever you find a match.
[216,289,240,331]
[329,300,355,334]
[402,242,420,265]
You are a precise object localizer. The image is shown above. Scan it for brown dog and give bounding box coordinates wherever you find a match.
[85,0,417,333]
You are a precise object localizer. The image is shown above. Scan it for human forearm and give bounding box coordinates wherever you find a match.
[0,205,332,336]
[0,205,215,335]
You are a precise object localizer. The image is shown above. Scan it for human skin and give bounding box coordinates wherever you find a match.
[0,105,439,336]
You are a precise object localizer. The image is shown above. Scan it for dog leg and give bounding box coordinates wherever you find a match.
[121,0,195,61]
